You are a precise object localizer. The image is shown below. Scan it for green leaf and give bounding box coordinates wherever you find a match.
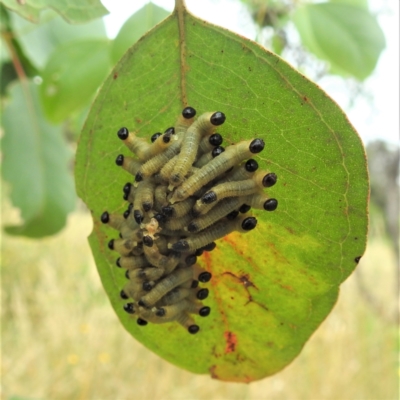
[0,0,108,24]
[2,80,76,237]
[75,3,368,382]
[10,10,107,69]
[292,3,385,80]
[40,38,112,123]
[110,2,170,65]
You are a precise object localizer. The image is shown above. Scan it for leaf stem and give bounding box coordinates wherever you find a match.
[175,0,188,108]
[1,31,27,82]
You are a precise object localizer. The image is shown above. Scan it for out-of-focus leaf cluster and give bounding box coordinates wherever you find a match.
[0,2,169,237]
[242,0,385,80]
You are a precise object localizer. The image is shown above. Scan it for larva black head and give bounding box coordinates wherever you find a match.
[123,182,132,195]
[194,248,204,256]
[209,133,223,146]
[191,280,199,288]
[188,325,200,334]
[212,146,225,157]
[100,211,110,223]
[171,240,189,252]
[239,204,251,214]
[115,154,124,166]
[249,139,265,154]
[182,106,196,119]
[116,258,122,268]
[354,256,361,263]
[134,210,143,224]
[123,209,130,219]
[123,193,129,201]
[245,159,259,172]
[199,306,211,317]
[151,132,162,142]
[162,134,171,143]
[242,217,257,231]
[210,111,226,126]
[154,213,167,224]
[185,254,197,266]
[143,235,154,247]
[197,288,209,300]
[137,318,148,326]
[135,172,143,182]
[202,242,216,252]
[117,127,129,140]
[164,127,175,135]
[155,308,166,317]
[262,173,277,187]
[226,210,239,220]
[264,198,278,211]
[198,271,212,283]
[108,239,115,250]
[125,270,130,279]
[162,205,174,217]
[187,222,199,233]
[201,191,217,204]
[138,300,146,307]
[123,303,135,314]
[142,201,152,212]
[120,289,129,299]
[143,282,153,291]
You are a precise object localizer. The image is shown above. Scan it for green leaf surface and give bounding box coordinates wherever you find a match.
[329,0,368,9]
[2,81,76,237]
[75,3,368,382]
[40,38,112,122]
[111,2,170,65]
[0,0,108,24]
[292,3,385,80]
[10,10,107,70]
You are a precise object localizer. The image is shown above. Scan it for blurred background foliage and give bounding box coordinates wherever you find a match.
[1,0,398,398]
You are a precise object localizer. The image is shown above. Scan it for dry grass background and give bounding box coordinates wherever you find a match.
[1,202,398,400]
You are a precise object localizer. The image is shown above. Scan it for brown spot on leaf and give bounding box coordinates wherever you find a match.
[113,73,118,79]
[224,331,237,353]
[209,365,219,379]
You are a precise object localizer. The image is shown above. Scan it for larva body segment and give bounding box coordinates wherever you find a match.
[117,255,149,270]
[157,287,192,306]
[216,158,259,185]
[197,133,223,156]
[170,112,226,187]
[188,196,243,232]
[243,193,279,211]
[193,145,225,168]
[117,128,151,162]
[136,140,182,181]
[137,131,174,161]
[163,212,193,231]
[198,170,272,208]
[116,155,142,177]
[101,211,125,231]
[170,216,258,252]
[170,139,264,203]
[139,267,195,307]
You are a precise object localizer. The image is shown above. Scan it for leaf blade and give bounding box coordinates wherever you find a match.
[75,6,368,381]
[2,81,76,237]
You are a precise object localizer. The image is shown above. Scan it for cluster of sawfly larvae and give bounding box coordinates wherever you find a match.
[100,107,278,334]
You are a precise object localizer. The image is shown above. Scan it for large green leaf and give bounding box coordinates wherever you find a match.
[0,0,108,23]
[2,81,76,237]
[75,2,368,382]
[111,2,170,65]
[40,38,112,122]
[293,3,385,80]
[9,10,107,69]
